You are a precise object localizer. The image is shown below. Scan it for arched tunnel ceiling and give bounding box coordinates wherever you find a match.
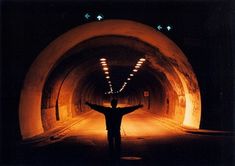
[19,20,201,139]
[42,36,173,107]
[45,36,168,91]
[41,35,185,131]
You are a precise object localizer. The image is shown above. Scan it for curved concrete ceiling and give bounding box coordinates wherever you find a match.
[19,20,201,139]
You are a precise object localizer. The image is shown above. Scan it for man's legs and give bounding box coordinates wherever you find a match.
[114,131,121,158]
[107,131,114,156]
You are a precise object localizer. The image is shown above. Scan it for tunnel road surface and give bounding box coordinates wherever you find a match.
[19,109,234,166]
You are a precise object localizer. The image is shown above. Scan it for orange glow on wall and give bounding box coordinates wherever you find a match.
[174,67,201,129]
[19,20,201,139]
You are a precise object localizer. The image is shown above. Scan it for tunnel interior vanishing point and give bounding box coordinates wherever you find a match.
[19,20,201,139]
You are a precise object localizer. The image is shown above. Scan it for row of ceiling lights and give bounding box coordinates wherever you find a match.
[100,57,146,95]
[100,58,113,94]
[118,58,146,93]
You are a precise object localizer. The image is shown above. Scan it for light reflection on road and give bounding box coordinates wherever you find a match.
[65,109,184,141]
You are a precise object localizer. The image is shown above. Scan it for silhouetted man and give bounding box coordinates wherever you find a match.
[85,99,143,158]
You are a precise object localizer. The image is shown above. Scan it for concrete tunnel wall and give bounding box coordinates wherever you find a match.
[41,46,169,130]
[40,35,196,132]
[40,37,184,132]
[19,20,201,139]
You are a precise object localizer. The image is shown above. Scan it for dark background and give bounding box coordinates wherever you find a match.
[1,0,235,163]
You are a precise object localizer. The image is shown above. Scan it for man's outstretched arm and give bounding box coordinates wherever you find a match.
[121,104,143,115]
[85,102,107,114]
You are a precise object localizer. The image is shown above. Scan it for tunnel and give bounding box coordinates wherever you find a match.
[19,20,201,139]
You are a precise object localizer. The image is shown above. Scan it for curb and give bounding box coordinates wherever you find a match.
[21,111,93,145]
[146,111,234,137]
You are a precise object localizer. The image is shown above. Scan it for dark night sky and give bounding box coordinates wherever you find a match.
[1,0,235,162]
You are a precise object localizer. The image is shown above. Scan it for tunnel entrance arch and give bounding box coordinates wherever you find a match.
[19,20,201,139]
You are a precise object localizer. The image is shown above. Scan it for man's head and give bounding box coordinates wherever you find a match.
[111,99,118,108]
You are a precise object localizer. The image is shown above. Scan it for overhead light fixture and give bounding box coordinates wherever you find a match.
[100,58,106,61]
[133,69,138,72]
[103,67,108,71]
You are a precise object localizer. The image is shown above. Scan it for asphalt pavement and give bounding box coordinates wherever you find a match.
[13,109,235,166]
